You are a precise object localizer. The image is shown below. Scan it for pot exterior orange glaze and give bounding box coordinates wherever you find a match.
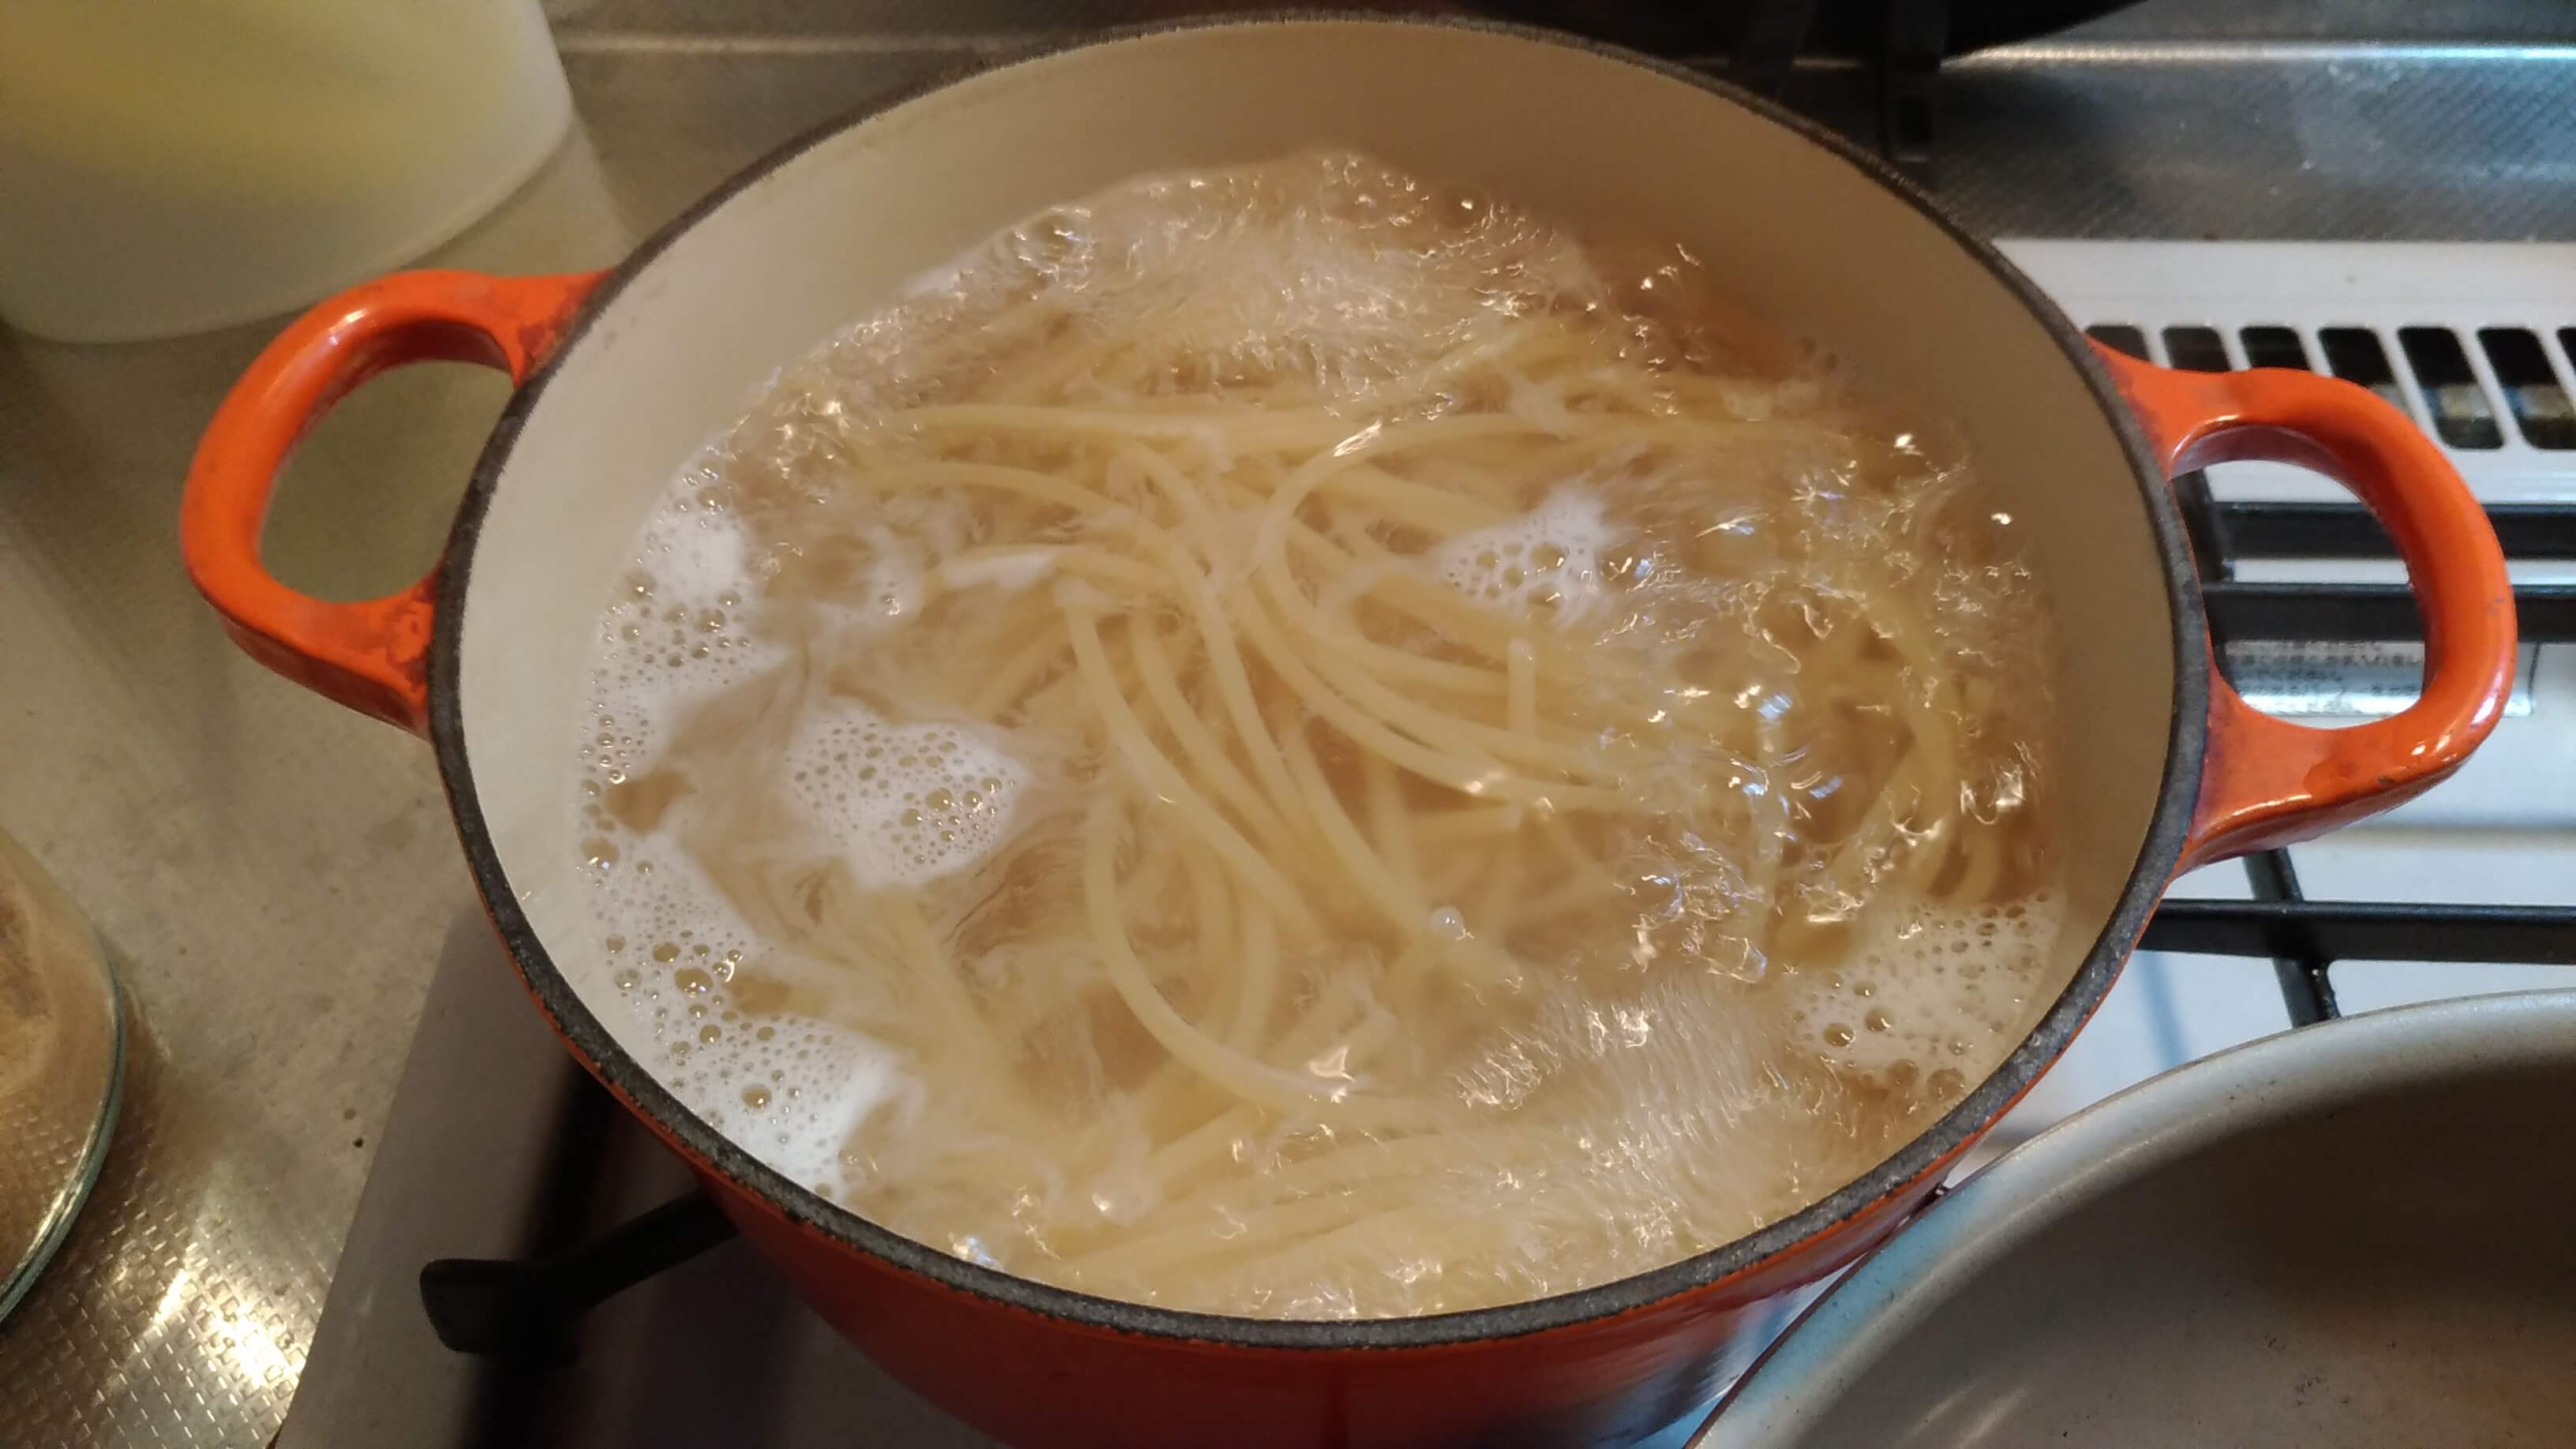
[2099,346,2518,870]
[180,268,604,733]
[493,842,2117,1447]
[511,904,2088,1448]
[701,1131,1954,1448]
[178,21,2518,1449]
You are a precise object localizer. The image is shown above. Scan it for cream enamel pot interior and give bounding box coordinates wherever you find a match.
[179,18,2517,1448]
[1703,989,2576,1447]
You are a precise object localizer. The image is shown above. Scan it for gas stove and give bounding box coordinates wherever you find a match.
[268,240,2576,1449]
[268,10,2576,1449]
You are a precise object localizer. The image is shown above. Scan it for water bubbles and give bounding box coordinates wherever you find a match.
[1791,897,2061,1080]
[779,704,1028,890]
[549,150,2064,1314]
[1431,485,1613,623]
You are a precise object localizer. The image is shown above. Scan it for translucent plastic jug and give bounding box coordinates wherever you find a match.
[0,0,571,343]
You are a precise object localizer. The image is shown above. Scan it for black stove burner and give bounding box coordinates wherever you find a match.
[422,1194,737,1364]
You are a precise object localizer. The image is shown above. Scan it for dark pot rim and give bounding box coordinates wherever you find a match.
[427,11,2207,1353]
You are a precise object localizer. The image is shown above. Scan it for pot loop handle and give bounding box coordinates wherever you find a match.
[182,270,607,735]
[2096,344,2518,870]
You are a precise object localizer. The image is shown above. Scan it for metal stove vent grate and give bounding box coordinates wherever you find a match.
[1997,240,2576,492]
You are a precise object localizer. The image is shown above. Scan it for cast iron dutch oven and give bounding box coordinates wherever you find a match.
[180,18,2515,1447]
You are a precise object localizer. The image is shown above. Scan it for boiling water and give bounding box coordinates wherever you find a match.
[566,152,2069,1318]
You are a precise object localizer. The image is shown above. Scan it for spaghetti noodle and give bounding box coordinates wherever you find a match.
[568,151,2066,1319]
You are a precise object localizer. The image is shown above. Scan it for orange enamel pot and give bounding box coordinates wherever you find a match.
[180,18,2516,1448]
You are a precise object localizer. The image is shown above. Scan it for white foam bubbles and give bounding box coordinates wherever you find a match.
[590,824,919,1196]
[1430,485,1616,623]
[781,702,1029,890]
[758,1016,920,1198]
[1785,893,2064,1084]
[593,504,783,748]
[648,502,754,598]
[579,826,766,1100]
[570,475,988,1199]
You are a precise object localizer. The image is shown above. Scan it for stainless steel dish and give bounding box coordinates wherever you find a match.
[1705,989,2576,1447]
[0,829,123,1324]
